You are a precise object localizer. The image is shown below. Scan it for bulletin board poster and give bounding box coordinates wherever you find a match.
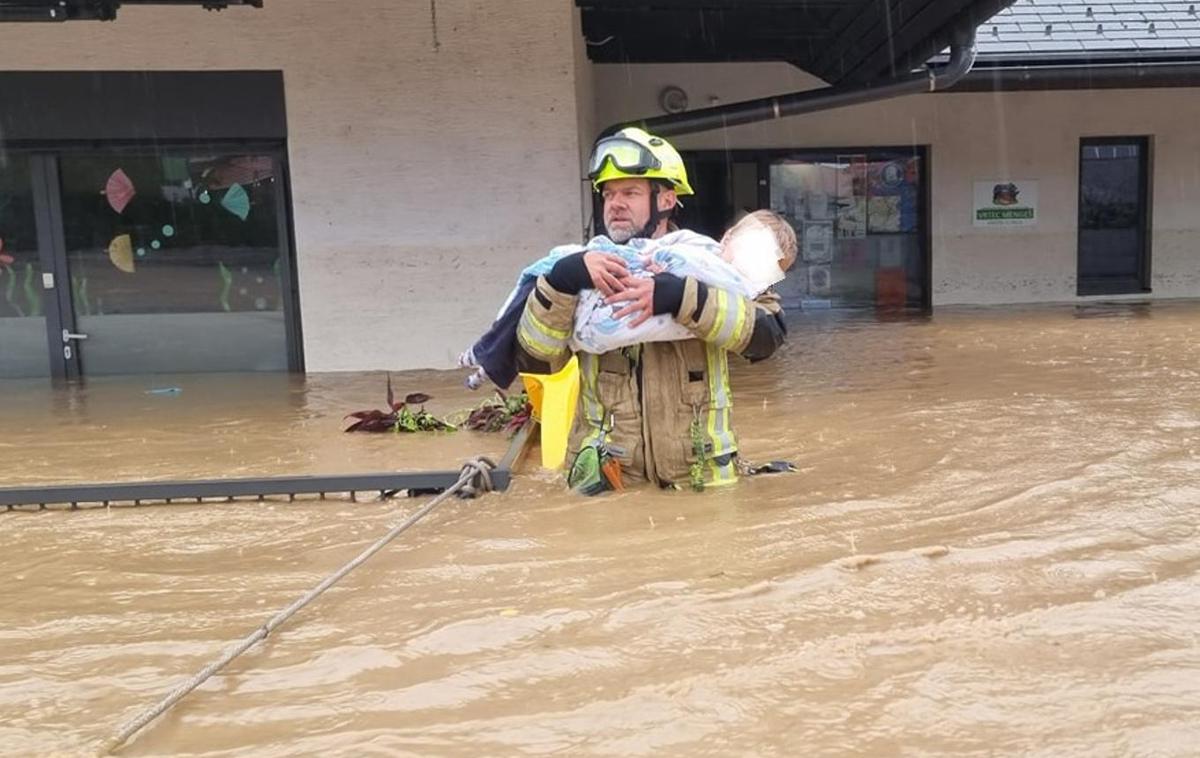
[974,180,1038,227]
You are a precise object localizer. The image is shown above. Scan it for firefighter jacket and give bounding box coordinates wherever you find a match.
[516,253,787,488]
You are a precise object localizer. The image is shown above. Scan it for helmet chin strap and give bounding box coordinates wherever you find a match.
[638,183,668,239]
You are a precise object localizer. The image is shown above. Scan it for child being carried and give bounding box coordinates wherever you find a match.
[460,210,797,390]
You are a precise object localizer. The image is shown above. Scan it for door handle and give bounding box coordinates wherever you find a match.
[62,328,89,343]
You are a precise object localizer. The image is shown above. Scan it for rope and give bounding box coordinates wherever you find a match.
[103,457,497,755]
[455,456,496,500]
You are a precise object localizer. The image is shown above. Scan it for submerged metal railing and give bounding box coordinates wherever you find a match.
[1,421,535,511]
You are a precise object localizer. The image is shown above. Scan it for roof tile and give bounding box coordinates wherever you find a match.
[979,0,1200,57]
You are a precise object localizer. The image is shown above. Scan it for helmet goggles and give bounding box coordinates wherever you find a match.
[587,136,662,181]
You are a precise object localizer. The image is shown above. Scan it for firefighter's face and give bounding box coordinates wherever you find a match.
[601,178,675,243]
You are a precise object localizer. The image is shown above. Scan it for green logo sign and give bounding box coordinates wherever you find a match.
[976,208,1035,221]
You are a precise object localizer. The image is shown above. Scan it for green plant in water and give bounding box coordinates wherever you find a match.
[343,374,455,433]
[454,390,532,437]
[392,401,456,433]
[345,379,532,437]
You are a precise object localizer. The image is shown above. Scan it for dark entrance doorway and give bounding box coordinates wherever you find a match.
[1077,137,1152,297]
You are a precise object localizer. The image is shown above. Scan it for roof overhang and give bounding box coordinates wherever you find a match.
[578,0,1017,85]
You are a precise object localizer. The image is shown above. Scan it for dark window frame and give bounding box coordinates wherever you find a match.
[1077,135,1153,297]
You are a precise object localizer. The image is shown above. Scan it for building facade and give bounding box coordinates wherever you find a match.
[0,0,1196,378]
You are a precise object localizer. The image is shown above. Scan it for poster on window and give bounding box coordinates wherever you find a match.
[835,155,868,238]
[869,158,920,233]
[974,180,1038,227]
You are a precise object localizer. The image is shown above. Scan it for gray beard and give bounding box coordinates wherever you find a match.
[606,224,636,243]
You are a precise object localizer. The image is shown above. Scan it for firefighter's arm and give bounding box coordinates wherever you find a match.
[516,251,622,373]
[653,274,787,361]
[514,278,577,374]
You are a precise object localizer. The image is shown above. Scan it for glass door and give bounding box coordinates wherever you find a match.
[54,145,297,375]
[769,150,927,309]
[1077,138,1150,296]
[0,153,51,379]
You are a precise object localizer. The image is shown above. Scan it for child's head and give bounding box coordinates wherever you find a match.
[719,210,798,292]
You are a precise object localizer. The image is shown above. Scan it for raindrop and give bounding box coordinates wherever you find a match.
[255,276,264,284]
[150,240,161,250]
[199,190,211,204]
[239,287,248,296]
[254,297,267,311]
[136,248,146,257]
[162,224,175,237]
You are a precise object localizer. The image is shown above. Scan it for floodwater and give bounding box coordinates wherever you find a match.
[4,302,1200,757]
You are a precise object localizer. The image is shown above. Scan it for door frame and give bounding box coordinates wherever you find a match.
[1076,135,1153,297]
[30,153,77,381]
[20,140,303,379]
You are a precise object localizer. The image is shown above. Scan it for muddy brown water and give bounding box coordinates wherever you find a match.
[3,303,1200,756]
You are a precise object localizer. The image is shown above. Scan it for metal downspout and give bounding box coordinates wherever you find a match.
[599,31,978,140]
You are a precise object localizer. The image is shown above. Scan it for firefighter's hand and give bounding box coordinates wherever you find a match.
[583,252,629,297]
[607,276,655,328]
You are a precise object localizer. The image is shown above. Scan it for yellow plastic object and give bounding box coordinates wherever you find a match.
[520,355,580,470]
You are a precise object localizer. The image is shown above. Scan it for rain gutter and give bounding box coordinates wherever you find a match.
[948,59,1200,92]
[599,30,979,139]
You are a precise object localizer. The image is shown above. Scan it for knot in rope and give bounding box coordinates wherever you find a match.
[457,456,497,499]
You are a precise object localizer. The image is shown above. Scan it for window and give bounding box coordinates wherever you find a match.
[769,151,927,309]
[674,148,930,311]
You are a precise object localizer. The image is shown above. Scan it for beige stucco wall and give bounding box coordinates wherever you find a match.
[594,63,1200,305]
[0,0,587,371]
[571,4,597,244]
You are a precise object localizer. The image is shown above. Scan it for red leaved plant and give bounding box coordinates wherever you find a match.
[344,375,454,433]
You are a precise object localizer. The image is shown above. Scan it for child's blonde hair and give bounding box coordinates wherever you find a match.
[727,210,798,273]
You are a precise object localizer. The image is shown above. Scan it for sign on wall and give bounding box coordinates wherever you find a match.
[973,180,1038,227]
